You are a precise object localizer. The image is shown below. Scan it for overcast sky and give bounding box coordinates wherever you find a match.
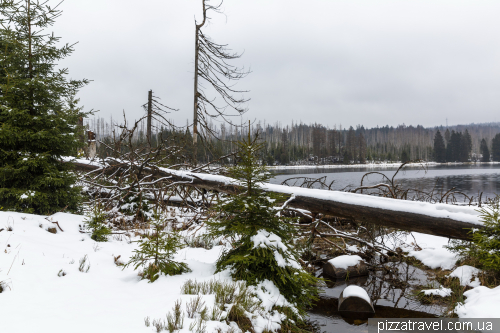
[54,0,500,129]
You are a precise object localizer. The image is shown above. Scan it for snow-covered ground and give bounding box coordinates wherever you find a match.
[1,210,499,333]
[0,211,290,333]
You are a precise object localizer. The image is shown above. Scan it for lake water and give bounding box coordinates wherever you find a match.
[270,164,500,201]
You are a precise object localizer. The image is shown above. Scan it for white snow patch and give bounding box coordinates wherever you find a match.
[19,191,35,200]
[449,265,482,287]
[250,230,301,269]
[381,232,460,270]
[251,230,287,252]
[342,285,371,303]
[409,247,459,270]
[422,286,452,297]
[327,255,363,270]
[455,285,500,318]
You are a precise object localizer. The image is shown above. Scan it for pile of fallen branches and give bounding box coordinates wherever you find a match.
[350,160,485,205]
[78,113,236,228]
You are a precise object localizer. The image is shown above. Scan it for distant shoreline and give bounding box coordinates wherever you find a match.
[267,161,500,171]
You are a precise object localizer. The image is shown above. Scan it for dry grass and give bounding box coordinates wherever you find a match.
[79,255,90,273]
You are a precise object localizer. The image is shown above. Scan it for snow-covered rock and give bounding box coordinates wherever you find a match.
[327,254,363,270]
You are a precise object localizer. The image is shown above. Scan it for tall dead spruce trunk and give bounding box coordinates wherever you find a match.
[192,0,250,164]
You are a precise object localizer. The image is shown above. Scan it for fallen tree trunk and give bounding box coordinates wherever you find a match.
[73,160,482,240]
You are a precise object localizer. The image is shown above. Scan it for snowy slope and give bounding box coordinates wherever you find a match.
[0,211,247,333]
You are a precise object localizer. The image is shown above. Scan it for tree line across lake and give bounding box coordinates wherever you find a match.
[86,116,500,165]
[433,129,500,163]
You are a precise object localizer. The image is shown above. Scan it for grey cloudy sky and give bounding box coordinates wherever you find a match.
[55,0,500,129]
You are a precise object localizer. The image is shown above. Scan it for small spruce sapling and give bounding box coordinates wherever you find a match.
[471,197,500,271]
[124,209,190,282]
[447,196,500,271]
[206,129,318,317]
[84,203,111,242]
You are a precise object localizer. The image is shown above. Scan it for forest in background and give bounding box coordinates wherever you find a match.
[86,116,500,165]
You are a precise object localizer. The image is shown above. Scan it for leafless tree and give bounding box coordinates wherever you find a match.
[192,0,250,161]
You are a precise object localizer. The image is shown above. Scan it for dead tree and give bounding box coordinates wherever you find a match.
[192,0,250,162]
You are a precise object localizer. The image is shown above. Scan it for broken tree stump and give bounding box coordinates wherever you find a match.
[323,255,369,280]
[338,285,375,314]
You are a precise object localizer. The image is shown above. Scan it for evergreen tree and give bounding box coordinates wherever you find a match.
[492,134,500,162]
[471,197,500,271]
[84,203,111,242]
[400,149,410,163]
[0,1,88,214]
[444,128,451,145]
[480,138,490,162]
[459,129,472,162]
[125,210,190,282]
[433,130,446,163]
[447,130,462,162]
[207,131,318,317]
[445,129,452,162]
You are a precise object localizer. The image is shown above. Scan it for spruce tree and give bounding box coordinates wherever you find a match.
[207,131,318,317]
[459,129,472,162]
[84,203,112,242]
[445,129,452,162]
[480,138,490,162]
[0,1,88,214]
[125,209,190,282]
[400,149,410,163]
[447,130,462,162]
[492,134,500,162]
[433,130,446,163]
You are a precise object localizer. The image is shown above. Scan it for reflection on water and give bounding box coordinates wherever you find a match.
[309,262,444,333]
[270,164,500,200]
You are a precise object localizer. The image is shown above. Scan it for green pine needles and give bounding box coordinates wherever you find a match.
[125,210,190,282]
[207,131,318,317]
[471,197,500,271]
[447,196,500,271]
[84,203,111,242]
[0,1,88,214]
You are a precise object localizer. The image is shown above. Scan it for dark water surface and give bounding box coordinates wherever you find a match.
[309,262,444,333]
[270,164,500,200]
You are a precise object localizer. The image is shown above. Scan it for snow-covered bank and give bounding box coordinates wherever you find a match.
[268,162,430,170]
[267,161,500,171]
[0,211,291,333]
